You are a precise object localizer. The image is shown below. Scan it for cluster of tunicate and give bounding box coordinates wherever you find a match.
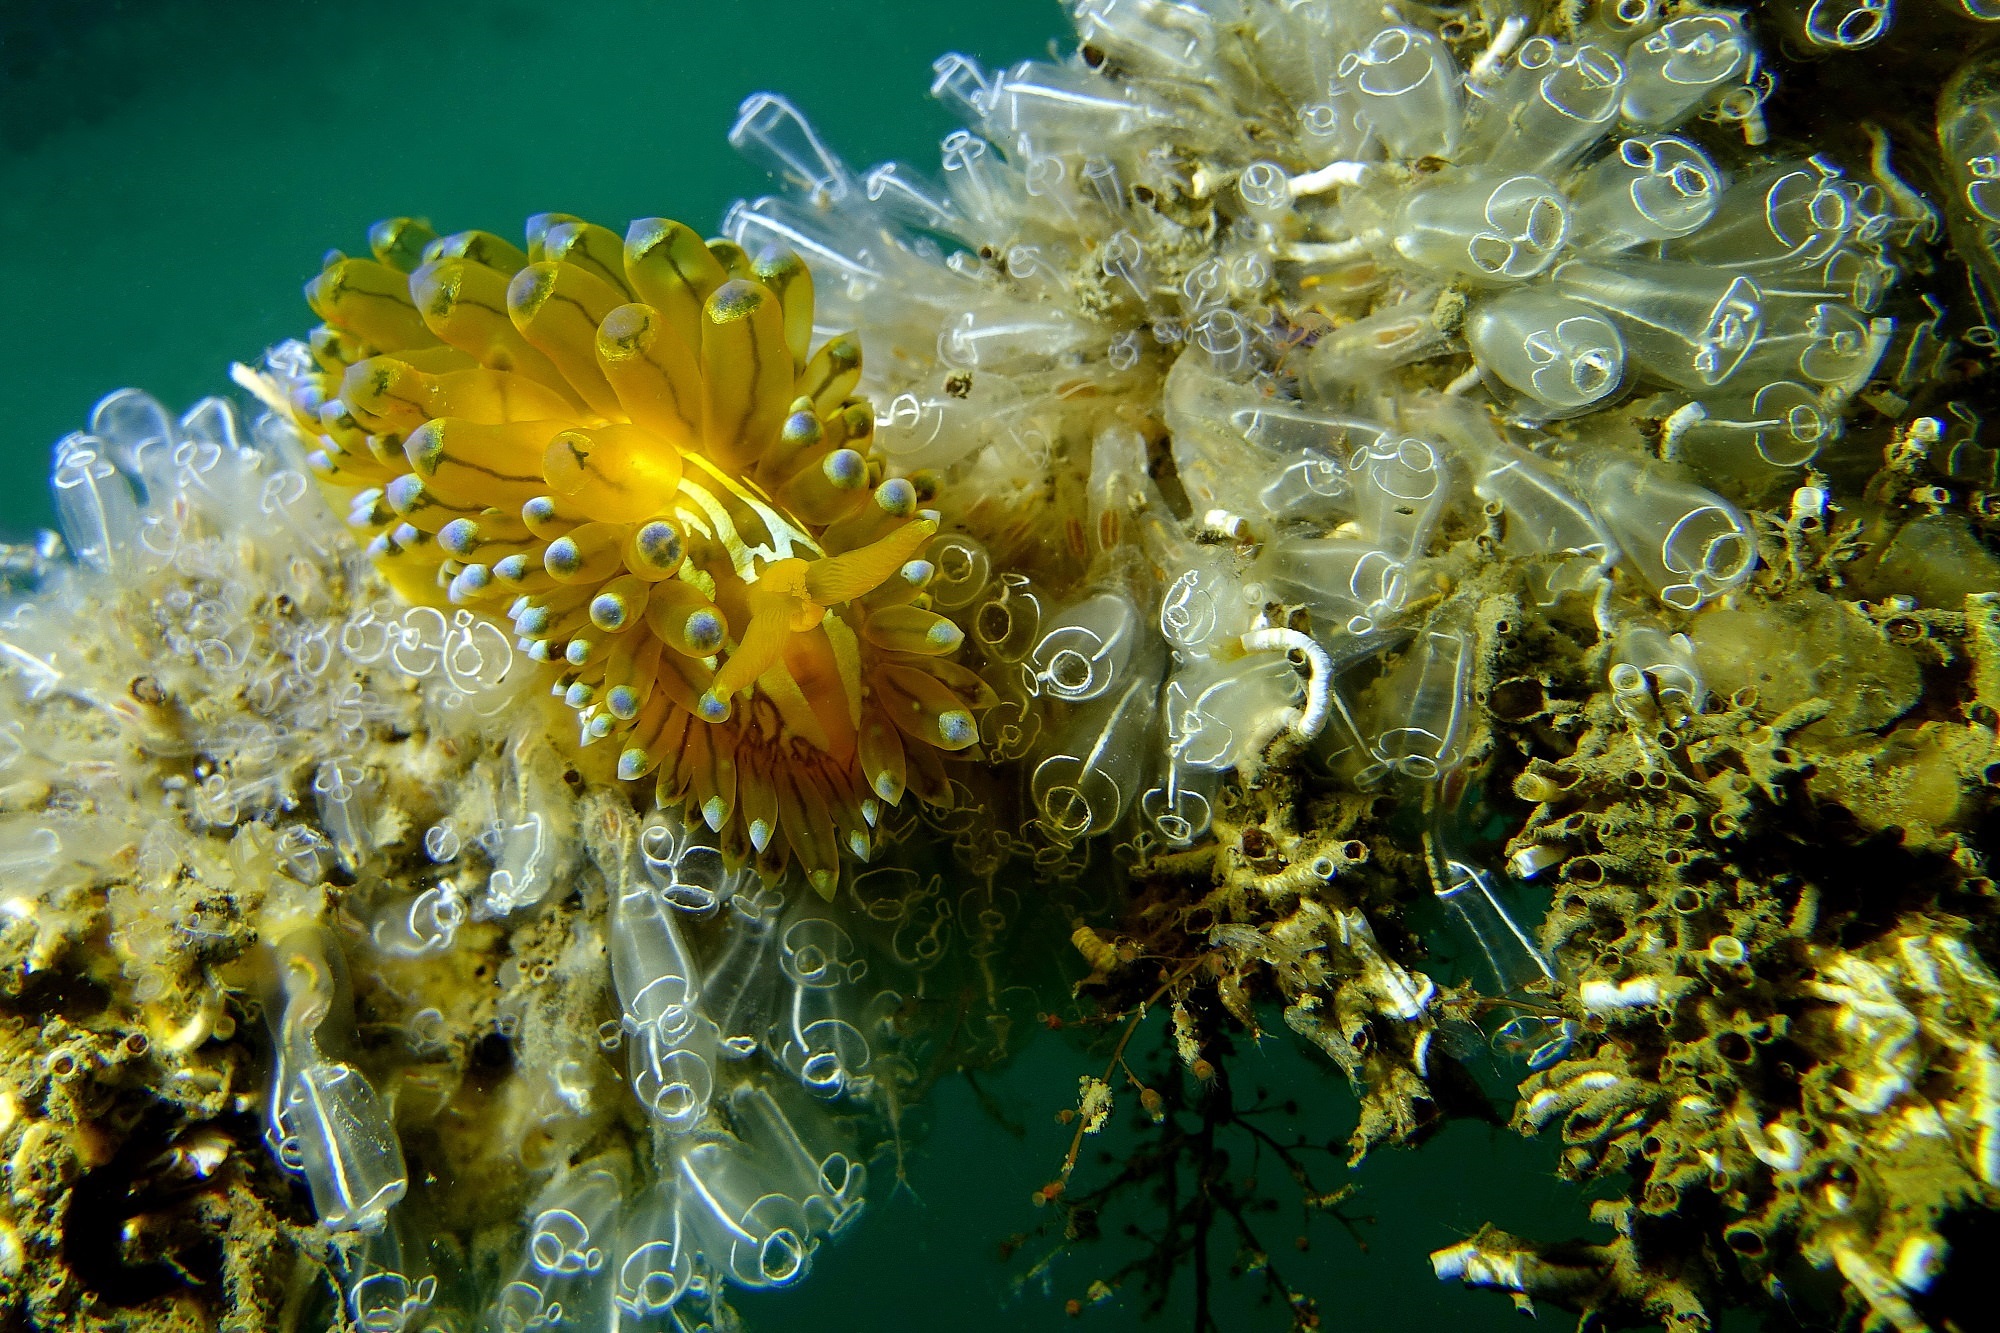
[0,385,524,981]
[265,210,987,896]
[1941,50,2000,319]
[259,925,431,1332]
[0,386,542,1329]
[1769,0,1997,54]
[705,2,2000,1323]
[720,0,1922,950]
[487,801,890,1330]
[0,380,1041,1332]
[451,786,1042,1332]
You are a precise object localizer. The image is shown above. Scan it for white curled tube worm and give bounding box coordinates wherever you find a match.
[1287,160,1376,197]
[1239,628,1332,740]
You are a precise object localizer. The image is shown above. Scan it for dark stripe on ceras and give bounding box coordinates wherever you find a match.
[711,284,767,450]
[408,423,544,490]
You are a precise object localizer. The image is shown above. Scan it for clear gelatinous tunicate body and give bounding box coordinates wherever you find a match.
[769,979,875,1094]
[673,1138,815,1289]
[1393,173,1571,283]
[926,533,991,611]
[1583,458,1755,610]
[261,928,409,1236]
[929,51,995,122]
[1159,554,1255,659]
[730,1083,867,1237]
[1610,622,1706,719]
[1466,289,1626,416]
[629,1012,720,1135]
[1669,164,1854,272]
[1342,25,1463,160]
[1072,0,1211,76]
[776,898,867,990]
[1466,39,1625,176]
[610,870,718,1132]
[1228,399,1376,463]
[1493,1012,1579,1068]
[288,1061,411,1233]
[369,880,465,959]
[49,434,143,573]
[1350,434,1448,558]
[986,58,1159,142]
[937,305,1087,371]
[939,128,1023,241]
[1258,446,1353,520]
[1298,90,1373,161]
[1618,13,1749,128]
[850,867,952,973]
[611,873,702,1034]
[640,816,745,913]
[1027,591,1142,702]
[1030,672,1159,843]
[613,1180,694,1318]
[1569,135,1721,251]
[1237,160,1292,224]
[1434,859,1555,993]
[729,92,855,206]
[770,991,873,1101]
[1576,0,1662,45]
[1734,300,1880,389]
[723,196,884,297]
[1366,627,1470,781]
[863,159,963,237]
[1139,758,1220,849]
[1554,257,1763,391]
[1473,449,1616,600]
[1252,537,1407,637]
[972,573,1045,663]
[1797,245,1897,315]
[89,386,177,480]
[700,906,781,1059]
[483,811,552,915]
[1164,351,1375,521]
[490,1161,624,1332]
[1685,378,1838,469]
[341,1220,436,1333]
[872,388,1001,471]
[1781,0,1893,52]
[1306,297,1452,387]
[1163,654,1303,773]
[527,1163,624,1279]
[1939,54,2000,296]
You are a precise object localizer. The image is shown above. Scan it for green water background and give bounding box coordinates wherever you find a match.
[0,3,1596,1329]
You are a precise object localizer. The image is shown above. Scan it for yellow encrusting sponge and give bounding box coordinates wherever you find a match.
[287,211,990,895]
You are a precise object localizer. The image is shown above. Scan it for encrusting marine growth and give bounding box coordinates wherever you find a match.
[3,3,2000,1333]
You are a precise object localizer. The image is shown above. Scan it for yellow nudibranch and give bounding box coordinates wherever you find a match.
[284,212,990,894]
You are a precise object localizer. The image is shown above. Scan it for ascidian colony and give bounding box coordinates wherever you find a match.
[3,3,2000,1333]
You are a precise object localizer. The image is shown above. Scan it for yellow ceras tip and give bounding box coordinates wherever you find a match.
[294,209,989,887]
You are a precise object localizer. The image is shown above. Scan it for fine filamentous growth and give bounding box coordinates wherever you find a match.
[4,3,2000,1333]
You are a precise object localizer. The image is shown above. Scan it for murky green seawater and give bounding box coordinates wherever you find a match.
[0,4,1586,1329]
